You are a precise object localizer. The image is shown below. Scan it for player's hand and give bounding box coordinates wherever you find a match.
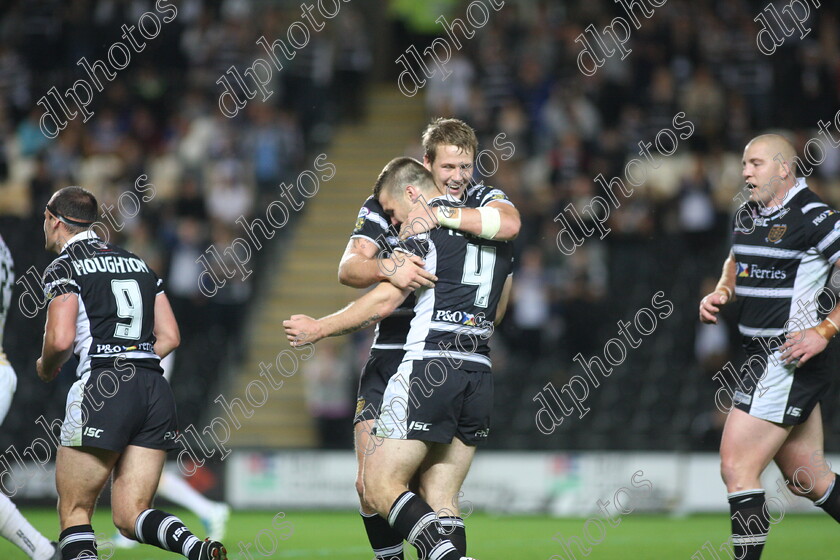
[399,200,439,240]
[780,328,828,367]
[383,254,436,291]
[699,290,729,324]
[283,315,323,346]
[36,358,58,383]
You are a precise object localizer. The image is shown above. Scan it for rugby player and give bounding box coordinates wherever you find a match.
[112,352,230,549]
[37,187,226,560]
[338,118,518,559]
[0,234,59,560]
[699,134,840,559]
[286,158,514,560]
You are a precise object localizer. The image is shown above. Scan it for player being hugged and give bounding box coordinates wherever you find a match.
[37,186,227,560]
[337,117,517,560]
[286,158,513,560]
[699,134,840,559]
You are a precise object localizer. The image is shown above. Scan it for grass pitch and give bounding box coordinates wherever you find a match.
[3,508,836,559]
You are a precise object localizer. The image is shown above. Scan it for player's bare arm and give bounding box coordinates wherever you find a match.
[284,282,410,345]
[699,251,735,324]
[153,293,180,359]
[338,237,436,291]
[37,294,78,382]
[495,275,513,325]
[401,198,520,241]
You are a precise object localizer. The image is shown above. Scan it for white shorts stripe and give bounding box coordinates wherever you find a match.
[62,371,91,446]
[745,350,794,423]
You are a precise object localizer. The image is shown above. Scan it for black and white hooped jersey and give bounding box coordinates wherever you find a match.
[0,234,13,352]
[349,185,515,350]
[731,179,840,351]
[42,231,164,377]
[398,197,514,371]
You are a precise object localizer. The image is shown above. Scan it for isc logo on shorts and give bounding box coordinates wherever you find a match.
[408,421,431,431]
[83,427,103,438]
[786,406,802,417]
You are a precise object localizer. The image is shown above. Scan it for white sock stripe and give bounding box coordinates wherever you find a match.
[360,509,379,518]
[183,535,201,556]
[428,540,457,560]
[157,516,178,551]
[59,533,95,546]
[387,492,416,525]
[374,543,404,556]
[134,509,155,543]
[407,512,437,544]
[815,477,836,506]
[437,517,465,528]
[732,534,768,545]
[728,489,765,499]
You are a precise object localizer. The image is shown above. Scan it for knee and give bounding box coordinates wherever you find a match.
[362,475,391,514]
[112,511,137,540]
[355,473,367,502]
[780,464,830,499]
[720,455,753,492]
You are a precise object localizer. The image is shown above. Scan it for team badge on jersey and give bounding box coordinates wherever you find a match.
[355,398,366,417]
[354,208,370,233]
[766,224,787,243]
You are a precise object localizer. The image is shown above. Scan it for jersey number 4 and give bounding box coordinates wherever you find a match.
[111,279,143,340]
[462,243,496,308]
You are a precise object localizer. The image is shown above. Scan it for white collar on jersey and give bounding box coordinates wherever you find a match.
[60,230,100,253]
[758,177,807,216]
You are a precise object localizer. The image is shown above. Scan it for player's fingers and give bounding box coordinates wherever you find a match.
[408,255,426,266]
[417,269,438,282]
[699,308,717,323]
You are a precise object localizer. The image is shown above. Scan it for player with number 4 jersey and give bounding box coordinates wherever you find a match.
[285,159,512,560]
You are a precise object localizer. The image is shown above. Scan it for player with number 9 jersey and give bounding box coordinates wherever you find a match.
[41,218,178,451]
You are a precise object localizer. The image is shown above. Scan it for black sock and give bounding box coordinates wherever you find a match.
[388,492,460,560]
[438,516,466,555]
[59,525,96,560]
[815,473,840,522]
[361,509,404,560]
[135,508,206,560]
[728,490,769,560]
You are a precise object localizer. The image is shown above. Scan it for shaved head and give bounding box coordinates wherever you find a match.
[746,134,797,174]
[741,133,799,208]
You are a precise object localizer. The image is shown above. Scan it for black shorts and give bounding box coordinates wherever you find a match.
[733,347,834,425]
[374,359,492,446]
[354,349,404,424]
[61,361,179,452]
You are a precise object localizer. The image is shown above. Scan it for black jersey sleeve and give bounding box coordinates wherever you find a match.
[42,254,79,300]
[464,184,514,208]
[350,197,394,251]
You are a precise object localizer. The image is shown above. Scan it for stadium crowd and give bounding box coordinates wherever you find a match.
[0,0,839,458]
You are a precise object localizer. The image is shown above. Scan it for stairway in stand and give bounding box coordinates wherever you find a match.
[228,84,426,448]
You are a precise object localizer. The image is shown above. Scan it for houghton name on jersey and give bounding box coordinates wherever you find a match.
[42,231,164,377]
[732,178,840,351]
